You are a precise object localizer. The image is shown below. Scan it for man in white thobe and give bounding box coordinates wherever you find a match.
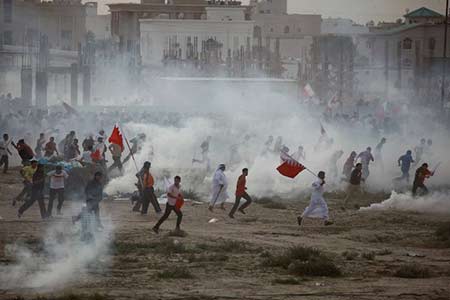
[209,164,229,211]
[298,171,333,226]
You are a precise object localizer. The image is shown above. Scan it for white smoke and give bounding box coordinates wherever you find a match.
[100,79,450,200]
[360,191,450,214]
[0,212,113,290]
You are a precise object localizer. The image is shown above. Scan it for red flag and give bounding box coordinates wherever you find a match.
[108,125,124,151]
[91,149,102,161]
[303,83,315,97]
[175,195,185,210]
[277,159,306,179]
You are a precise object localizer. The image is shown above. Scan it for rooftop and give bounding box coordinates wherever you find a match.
[404,7,444,18]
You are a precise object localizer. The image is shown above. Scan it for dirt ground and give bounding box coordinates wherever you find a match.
[1,168,450,300]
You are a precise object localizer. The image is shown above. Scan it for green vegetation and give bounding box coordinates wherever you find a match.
[196,239,252,253]
[188,253,229,263]
[157,266,194,279]
[362,251,376,261]
[394,264,432,278]
[272,277,301,285]
[376,249,392,256]
[113,238,191,256]
[262,246,341,277]
[341,251,359,260]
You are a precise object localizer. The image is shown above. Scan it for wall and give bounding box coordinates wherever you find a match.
[140,18,254,66]
[0,0,87,51]
[86,14,111,40]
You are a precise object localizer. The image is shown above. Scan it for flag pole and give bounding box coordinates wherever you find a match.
[118,124,145,190]
[119,125,140,174]
[282,152,318,178]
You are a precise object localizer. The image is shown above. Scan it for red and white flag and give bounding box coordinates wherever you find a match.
[277,156,306,179]
[108,124,124,151]
[303,83,315,97]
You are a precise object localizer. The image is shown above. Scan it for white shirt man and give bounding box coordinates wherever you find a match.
[209,164,229,211]
[298,172,333,226]
[47,169,69,190]
[47,167,69,216]
[167,183,181,206]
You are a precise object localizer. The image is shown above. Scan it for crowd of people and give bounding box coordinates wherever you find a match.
[0,100,440,235]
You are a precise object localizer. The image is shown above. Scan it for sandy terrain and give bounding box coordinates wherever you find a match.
[1,168,450,300]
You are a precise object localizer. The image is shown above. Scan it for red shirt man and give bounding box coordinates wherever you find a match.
[412,163,433,196]
[229,168,252,218]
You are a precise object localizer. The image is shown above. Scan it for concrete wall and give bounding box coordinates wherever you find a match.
[140,18,254,65]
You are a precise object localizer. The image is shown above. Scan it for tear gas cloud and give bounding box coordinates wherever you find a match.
[0,207,113,290]
[102,76,450,202]
[361,191,450,214]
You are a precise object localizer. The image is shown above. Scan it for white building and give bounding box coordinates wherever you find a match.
[249,0,321,79]
[139,6,254,66]
[321,18,369,36]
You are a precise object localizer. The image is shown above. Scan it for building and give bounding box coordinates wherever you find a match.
[321,18,369,36]
[86,2,111,41]
[140,5,254,67]
[250,0,321,78]
[250,0,286,15]
[0,0,91,51]
[354,7,449,102]
[404,6,444,25]
[109,0,252,54]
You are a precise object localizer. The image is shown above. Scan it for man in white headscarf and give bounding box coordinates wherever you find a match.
[209,164,228,212]
[298,171,333,226]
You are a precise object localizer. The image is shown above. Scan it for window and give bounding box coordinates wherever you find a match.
[3,30,12,45]
[297,27,302,33]
[270,27,274,32]
[3,0,12,23]
[429,38,436,50]
[61,30,72,40]
[284,26,290,34]
[403,38,412,50]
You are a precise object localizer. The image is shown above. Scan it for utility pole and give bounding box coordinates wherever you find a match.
[441,0,449,109]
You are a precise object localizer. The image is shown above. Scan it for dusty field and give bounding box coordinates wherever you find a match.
[1,168,450,300]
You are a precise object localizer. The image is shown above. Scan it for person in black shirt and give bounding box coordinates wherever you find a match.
[343,163,364,208]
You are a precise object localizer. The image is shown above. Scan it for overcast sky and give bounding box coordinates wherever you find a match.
[94,0,447,24]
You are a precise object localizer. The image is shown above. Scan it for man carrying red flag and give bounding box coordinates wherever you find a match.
[108,125,124,173]
[277,153,306,179]
[298,171,333,227]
